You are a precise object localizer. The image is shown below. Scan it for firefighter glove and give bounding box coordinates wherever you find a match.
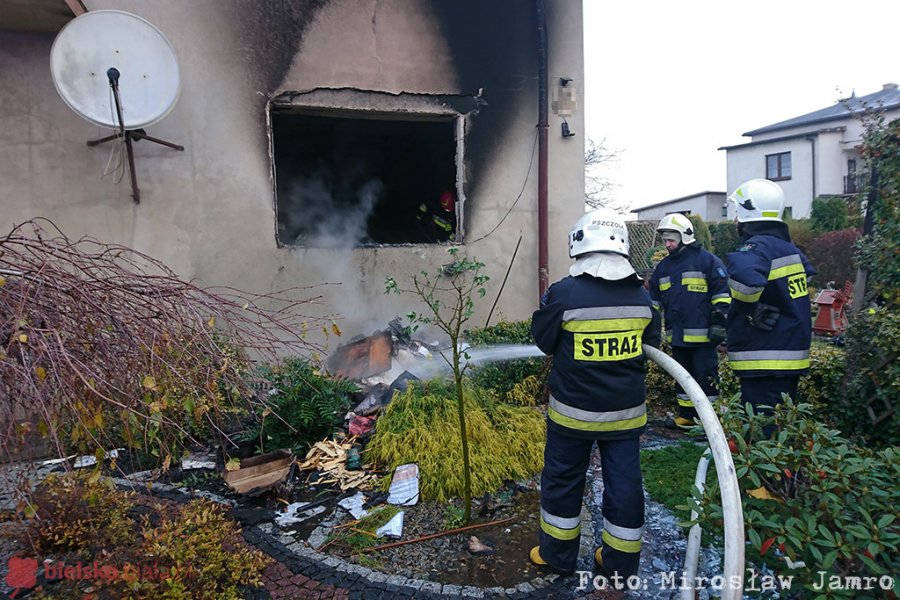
[746,303,781,331]
[709,323,727,344]
[709,307,727,343]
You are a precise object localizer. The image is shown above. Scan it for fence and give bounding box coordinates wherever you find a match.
[627,220,662,275]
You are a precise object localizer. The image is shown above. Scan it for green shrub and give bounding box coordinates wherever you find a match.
[137,499,271,599]
[243,358,358,453]
[26,470,134,558]
[838,308,899,447]
[646,245,667,267]
[786,218,817,254]
[708,221,741,261]
[366,380,545,502]
[716,344,844,415]
[811,196,850,233]
[690,396,899,599]
[842,115,900,448]
[465,320,548,401]
[644,340,676,417]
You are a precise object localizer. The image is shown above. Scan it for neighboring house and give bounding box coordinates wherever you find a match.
[0,0,585,347]
[631,191,727,223]
[721,83,900,220]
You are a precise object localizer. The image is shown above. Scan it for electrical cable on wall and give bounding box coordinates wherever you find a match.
[468,128,538,245]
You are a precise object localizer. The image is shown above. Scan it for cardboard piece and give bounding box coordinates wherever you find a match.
[223,449,294,495]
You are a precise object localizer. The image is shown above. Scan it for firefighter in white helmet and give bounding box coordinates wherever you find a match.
[725,179,815,437]
[648,213,730,429]
[529,209,661,579]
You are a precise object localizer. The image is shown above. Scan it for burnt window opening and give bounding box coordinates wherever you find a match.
[272,111,461,247]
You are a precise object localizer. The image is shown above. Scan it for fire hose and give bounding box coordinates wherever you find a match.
[643,345,744,599]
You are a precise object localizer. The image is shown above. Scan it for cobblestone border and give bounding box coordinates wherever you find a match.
[118,478,607,599]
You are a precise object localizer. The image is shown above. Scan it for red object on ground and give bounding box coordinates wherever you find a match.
[348,414,375,437]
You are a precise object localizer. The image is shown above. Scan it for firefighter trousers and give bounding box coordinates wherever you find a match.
[672,345,719,420]
[538,427,643,577]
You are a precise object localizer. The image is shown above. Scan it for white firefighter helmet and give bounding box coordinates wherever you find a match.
[656,213,696,245]
[729,179,786,223]
[568,209,630,258]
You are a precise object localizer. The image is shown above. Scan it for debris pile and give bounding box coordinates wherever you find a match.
[296,439,377,491]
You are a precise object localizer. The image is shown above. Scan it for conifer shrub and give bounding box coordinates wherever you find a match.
[24,476,270,600]
[366,380,545,502]
[708,221,741,261]
[687,214,713,252]
[786,218,817,254]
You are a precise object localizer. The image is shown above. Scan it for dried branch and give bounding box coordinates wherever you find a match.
[0,218,329,467]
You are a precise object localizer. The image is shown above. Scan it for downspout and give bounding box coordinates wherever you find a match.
[806,135,817,203]
[536,0,550,298]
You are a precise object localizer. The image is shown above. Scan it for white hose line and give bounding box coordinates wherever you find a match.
[643,345,745,599]
[681,449,711,600]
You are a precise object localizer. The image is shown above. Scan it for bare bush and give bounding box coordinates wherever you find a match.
[0,219,327,467]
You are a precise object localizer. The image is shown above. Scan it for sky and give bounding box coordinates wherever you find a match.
[582,0,900,212]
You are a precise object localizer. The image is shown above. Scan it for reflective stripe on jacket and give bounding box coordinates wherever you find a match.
[649,244,730,347]
[726,233,815,377]
[532,272,661,440]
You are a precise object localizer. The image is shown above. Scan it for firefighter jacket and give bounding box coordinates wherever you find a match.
[532,273,662,441]
[648,244,730,346]
[725,223,816,378]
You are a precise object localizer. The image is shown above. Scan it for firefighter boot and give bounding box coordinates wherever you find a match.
[529,546,574,575]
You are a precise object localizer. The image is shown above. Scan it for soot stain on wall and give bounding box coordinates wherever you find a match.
[431,0,537,200]
[226,0,330,150]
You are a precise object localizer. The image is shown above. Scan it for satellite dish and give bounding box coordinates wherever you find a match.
[50,10,181,129]
[49,10,184,204]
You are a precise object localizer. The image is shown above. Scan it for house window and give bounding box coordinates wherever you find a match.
[271,110,461,247]
[721,203,728,218]
[783,206,793,220]
[766,152,791,181]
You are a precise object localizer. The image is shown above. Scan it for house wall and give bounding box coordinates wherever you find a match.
[725,108,900,220]
[0,0,585,351]
[725,138,815,219]
[633,192,727,222]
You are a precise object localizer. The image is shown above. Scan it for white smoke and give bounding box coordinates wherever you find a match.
[278,167,383,248]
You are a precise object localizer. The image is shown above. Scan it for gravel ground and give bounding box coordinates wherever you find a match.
[305,424,727,597]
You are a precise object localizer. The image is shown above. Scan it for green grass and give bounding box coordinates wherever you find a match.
[641,441,709,520]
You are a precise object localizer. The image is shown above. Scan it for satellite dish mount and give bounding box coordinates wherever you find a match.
[85,67,184,204]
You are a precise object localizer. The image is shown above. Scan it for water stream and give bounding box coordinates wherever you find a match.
[404,344,546,381]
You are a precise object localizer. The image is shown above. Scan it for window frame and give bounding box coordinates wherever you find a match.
[765,151,792,181]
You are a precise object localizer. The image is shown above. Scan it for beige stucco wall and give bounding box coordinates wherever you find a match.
[0,0,584,352]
